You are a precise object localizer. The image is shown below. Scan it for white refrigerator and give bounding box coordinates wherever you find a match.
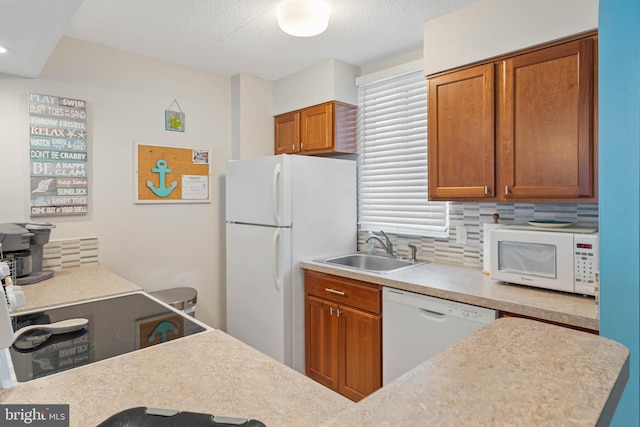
[225,154,356,373]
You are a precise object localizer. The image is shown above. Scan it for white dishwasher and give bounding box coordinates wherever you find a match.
[383,287,497,385]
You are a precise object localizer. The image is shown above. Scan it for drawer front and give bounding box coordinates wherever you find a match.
[304,270,381,314]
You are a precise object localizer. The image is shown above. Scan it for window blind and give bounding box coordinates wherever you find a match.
[357,68,449,237]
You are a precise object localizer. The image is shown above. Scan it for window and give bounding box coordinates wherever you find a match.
[356,63,448,238]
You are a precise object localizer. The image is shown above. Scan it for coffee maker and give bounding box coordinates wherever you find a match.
[0,222,56,285]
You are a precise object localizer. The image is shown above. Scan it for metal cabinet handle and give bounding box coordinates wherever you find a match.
[337,309,341,318]
[300,143,305,150]
[484,185,489,195]
[291,144,295,151]
[325,288,345,296]
[329,307,334,315]
[505,185,510,195]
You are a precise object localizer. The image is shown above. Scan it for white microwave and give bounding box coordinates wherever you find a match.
[489,227,598,296]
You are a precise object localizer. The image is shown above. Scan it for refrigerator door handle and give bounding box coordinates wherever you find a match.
[272,163,282,225]
[272,229,282,291]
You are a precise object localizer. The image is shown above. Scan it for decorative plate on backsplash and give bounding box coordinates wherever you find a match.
[528,220,575,228]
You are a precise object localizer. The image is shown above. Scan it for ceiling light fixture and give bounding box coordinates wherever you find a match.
[0,46,7,54]
[276,0,330,38]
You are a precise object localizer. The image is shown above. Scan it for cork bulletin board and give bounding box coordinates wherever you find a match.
[134,143,210,204]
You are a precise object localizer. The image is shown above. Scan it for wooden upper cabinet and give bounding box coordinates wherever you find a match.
[428,63,496,200]
[499,37,596,201]
[426,32,597,203]
[274,111,300,154]
[274,101,357,156]
[300,103,334,152]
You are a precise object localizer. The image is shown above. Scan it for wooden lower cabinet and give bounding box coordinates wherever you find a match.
[306,295,339,390]
[339,304,381,401]
[304,270,382,401]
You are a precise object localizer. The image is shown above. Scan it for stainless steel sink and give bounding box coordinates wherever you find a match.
[318,253,428,274]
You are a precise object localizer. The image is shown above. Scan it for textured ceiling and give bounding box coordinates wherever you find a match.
[0,0,83,78]
[0,0,479,80]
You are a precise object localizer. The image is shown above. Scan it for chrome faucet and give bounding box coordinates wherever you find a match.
[366,230,393,256]
[380,231,393,255]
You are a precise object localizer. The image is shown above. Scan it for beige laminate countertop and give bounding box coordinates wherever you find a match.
[0,320,627,427]
[301,260,598,331]
[0,267,628,426]
[323,317,629,427]
[14,265,142,313]
[0,330,354,426]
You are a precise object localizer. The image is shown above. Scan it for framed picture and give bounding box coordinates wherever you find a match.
[165,110,185,132]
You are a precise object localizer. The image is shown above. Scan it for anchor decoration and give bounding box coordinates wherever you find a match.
[147,159,177,198]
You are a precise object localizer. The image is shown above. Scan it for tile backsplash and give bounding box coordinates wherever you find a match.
[43,237,99,270]
[358,203,599,269]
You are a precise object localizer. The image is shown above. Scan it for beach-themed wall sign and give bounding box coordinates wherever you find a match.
[134,143,210,204]
[28,93,89,217]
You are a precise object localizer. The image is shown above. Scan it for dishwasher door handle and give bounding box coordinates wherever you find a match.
[419,308,447,321]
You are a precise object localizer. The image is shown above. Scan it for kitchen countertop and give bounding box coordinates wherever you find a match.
[0,268,628,426]
[323,317,629,427]
[301,260,598,331]
[14,265,142,313]
[0,330,355,427]
[0,320,627,426]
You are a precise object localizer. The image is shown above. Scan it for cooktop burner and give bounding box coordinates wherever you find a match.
[9,292,207,382]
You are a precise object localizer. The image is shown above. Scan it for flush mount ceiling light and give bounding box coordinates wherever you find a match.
[0,46,7,54]
[276,0,330,37]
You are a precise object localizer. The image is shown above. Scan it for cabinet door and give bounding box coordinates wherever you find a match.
[499,38,596,200]
[338,304,382,402]
[305,295,339,390]
[428,63,496,200]
[274,111,300,154]
[300,103,334,153]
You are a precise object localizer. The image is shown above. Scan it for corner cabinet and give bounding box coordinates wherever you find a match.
[428,32,598,203]
[304,270,381,402]
[274,101,357,156]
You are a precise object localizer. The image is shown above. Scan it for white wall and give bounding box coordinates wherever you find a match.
[359,49,423,76]
[423,0,599,75]
[231,74,273,160]
[273,58,359,115]
[0,37,231,328]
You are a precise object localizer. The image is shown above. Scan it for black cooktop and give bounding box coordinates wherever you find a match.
[9,293,207,382]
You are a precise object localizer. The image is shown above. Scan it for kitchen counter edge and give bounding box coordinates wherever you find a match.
[300,260,598,331]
